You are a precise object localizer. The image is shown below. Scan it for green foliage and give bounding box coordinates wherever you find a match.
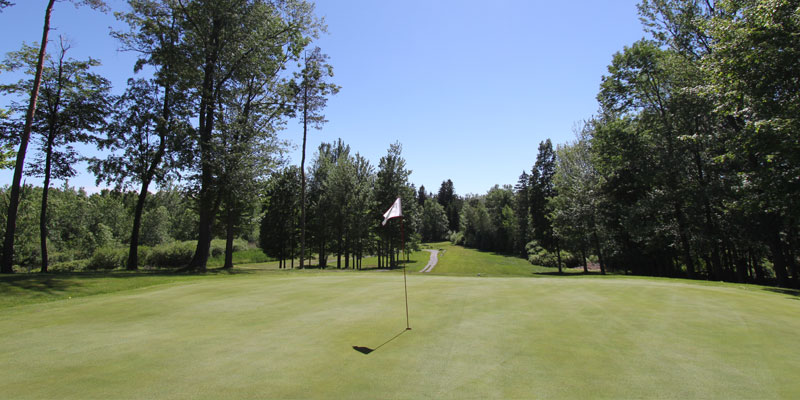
[208,248,272,268]
[260,167,300,265]
[140,206,171,246]
[146,241,195,269]
[448,231,464,246]
[420,198,448,242]
[86,247,126,270]
[48,259,89,272]
[210,239,248,258]
[526,240,578,269]
[437,179,461,232]
[92,223,115,250]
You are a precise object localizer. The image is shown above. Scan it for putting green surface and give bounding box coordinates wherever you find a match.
[2,272,798,399]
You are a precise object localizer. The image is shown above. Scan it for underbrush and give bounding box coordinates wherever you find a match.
[28,239,272,272]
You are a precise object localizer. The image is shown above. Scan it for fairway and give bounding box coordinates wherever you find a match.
[2,272,799,399]
[421,242,556,276]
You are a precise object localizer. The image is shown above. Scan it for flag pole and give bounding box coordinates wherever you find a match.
[401,216,410,330]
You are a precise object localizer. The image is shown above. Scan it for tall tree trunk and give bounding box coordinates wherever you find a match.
[345,233,350,269]
[581,247,587,274]
[674,200,696,278]
[592,229,605,275]
[299,83,308,269]
[336,227,342,269]
[555,240,562,274]
[39,47,65,274]
[39,135,55,273]
[289,216,295,269]
[223,207,234,269]
[2,0,56,274]
[768,228,789,287]
[127,180,148,270]
[128,81,169,271]
[751,250,763,282]
[187,27,220,272]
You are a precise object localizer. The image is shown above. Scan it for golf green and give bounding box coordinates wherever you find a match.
[1,272,798,398]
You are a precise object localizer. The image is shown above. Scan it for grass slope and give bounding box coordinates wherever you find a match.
[1,270,798,399]
[424,242,556,276]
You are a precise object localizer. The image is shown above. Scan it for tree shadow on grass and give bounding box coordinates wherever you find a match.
[532,270,594,277]
[0,267,254,295]
[0,274,84,295]
[763,287,800,299]
[353,328,410,355]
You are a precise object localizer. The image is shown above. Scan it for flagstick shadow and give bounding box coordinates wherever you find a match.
[353,328,411,355]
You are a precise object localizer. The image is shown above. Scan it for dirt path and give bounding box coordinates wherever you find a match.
[420,249,439,273]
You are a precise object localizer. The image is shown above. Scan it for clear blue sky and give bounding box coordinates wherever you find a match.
[1,0,644,196]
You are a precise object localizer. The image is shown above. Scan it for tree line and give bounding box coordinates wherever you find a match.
[261,140,421,270]
[3,0,798,288]
[0,0,333,273]
[441,0,800,288]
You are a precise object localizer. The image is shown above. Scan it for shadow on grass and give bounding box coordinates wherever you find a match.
[0,274,83,295]
[472,248,529,260]
[0,267,254,295]
[353,328,411,355]
[532,270,596,277]
[763,287,800,299]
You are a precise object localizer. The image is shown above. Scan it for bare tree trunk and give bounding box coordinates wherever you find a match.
[581,247,587,274]
[187,25,220,272]
[674,201,696,278]
[299,82,308,269]
[128,81,169,271]
[2,0,56,274]
[768,228,789,287]
[555,239,562,274]
[592,229,606,275]
[39,136,55,273]
[223,207,234,269]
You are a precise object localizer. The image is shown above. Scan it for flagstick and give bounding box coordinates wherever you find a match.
[401,216,410,330]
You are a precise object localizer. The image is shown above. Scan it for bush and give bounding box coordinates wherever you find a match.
[526,240,577,269]
[87,247,126,270]
[136,246,151,268]
[49,259,89,272]
[210,239,249,258]
[146,241,195,268]
[449,231,464,246]
[49,250,80,264]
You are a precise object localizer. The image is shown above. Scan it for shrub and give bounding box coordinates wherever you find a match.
[87,247,126,270]
[49,259,89,272]
[133,246,152,268]
[49,250,80,264]
[526,240,576,269]
[146,241,195,268]
[210,239,249,257]
[449,231,464,246]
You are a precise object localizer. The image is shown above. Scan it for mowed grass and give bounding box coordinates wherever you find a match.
[423,242,557,276]
[0,272,224,309]
[1,269,799,399]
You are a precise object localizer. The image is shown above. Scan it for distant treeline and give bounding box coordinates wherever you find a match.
[260,140,421,270]
[440,0,800,288]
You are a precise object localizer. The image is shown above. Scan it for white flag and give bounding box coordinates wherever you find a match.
[382,197,402,226]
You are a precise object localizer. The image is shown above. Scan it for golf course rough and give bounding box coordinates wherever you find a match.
[1,273,798,399]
